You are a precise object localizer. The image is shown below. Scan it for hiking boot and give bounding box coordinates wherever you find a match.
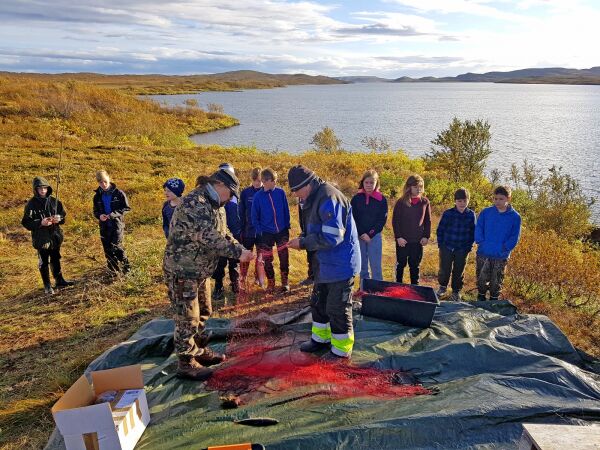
[321,350,350,363]
[194,347,226,366]
[449,291,461,302]
[212,285,224,300]
[436,286,447,297]
[176,357,213,381]
[299,339,330,353]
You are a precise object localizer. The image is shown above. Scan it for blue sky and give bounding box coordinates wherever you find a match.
[1,0,598,76]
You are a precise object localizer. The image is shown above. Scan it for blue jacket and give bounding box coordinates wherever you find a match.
[300,179,360,283]
[437,207,476,252]
[251,186,290,235]
[239,185,261,237]
[224,197,242,241]
[162,201,176,238]
[475,205,521,259]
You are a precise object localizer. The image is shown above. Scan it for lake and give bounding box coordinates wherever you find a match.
[150,83,600,221]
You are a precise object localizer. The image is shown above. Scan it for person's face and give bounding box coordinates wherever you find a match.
[214,183,232,205]
[493,194,509,210]
[164,187,177,201]
[99,179,110,191]
[262,177,276,191]
[36,186,48,197]
[252,178,262,188]
[410,184,423,197]
[292,184,311,201]
[363,177,377,194]
[455,198,469,212]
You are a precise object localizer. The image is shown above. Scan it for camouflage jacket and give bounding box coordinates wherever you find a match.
[163,184,244,279]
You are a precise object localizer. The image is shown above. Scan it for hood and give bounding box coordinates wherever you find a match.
[32,176,53,196]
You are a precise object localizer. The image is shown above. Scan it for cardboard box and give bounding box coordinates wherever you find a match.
[52,365,150,450]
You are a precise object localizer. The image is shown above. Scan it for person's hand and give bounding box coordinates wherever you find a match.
[288,238,302,250]
[52,215,61,224]
[100,214,108,222]
[360,233,371,242]
[239,249,255,263]
[41,217,52,226]
[420,238,429,246]
[396,237,407,247]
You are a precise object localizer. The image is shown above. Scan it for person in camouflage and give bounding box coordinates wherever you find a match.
[163,168,254,380]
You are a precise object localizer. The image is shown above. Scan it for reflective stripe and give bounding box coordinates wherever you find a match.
[331,332,354,357]
[322,225,344,236]
[311,322,331,343]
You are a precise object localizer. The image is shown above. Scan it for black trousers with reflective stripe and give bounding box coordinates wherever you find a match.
[311,278,354,337]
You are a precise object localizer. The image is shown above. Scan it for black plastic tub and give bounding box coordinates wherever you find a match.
[360,279,439,328]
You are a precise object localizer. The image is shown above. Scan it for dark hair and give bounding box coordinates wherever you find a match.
[195,175,218,187]
[251,167,262,181]
[493,185,511,197]
[454,187,470,200]
[261,168,277,182]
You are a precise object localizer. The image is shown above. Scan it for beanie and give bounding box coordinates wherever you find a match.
[288,165,316,192]
[163,178,185,197]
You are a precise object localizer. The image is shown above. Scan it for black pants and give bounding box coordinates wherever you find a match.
[438,247,470,292]
[395,242,423,284]
[257,229,289,280]
[38,247,63,281]
[306,250,316,280]
[100,225,129,272]
[212,256,239,288]
[312,278,354,339]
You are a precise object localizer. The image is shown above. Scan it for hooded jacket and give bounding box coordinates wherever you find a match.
[93,183,130,233]
[163,183,245,279]
[475,205,521,259]
[22,176,65,250]
[299,179,360,284]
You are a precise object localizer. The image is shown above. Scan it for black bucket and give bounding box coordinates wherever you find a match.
[360,279,439,328]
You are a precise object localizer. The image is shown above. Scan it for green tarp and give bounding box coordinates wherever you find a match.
[45,301,600,449]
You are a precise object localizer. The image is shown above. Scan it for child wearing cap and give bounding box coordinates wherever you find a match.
[436,188,476,301]
[162,178,185,238]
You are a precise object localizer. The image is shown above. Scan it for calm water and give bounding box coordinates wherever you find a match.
[150,83,600,221]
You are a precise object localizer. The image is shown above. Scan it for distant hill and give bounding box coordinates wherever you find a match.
[336,76,392,83]
[0,70,346,94]
[391,66,600,85]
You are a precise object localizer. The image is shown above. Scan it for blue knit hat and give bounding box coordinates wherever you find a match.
[163,178,185,197]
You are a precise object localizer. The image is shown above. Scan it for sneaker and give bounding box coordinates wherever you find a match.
[280,284,290,293]
[44,283,55,295]
[321,351,350,363]
[212,286,224,300]
[299,277,314,286]
[176,358,213,381]
[436,286,447,297]
[450,292,461,301]
[299,339,330,353]
[194,347,226,366]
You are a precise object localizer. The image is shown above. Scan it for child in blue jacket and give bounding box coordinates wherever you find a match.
[251,168,291,292]
[475,185,521,301]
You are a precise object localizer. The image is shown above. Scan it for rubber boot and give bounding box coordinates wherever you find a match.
[176,356,213,381]
[299,339,330,353]
[194,347,226,366]
[212,281,224,300]
[280,272,290,293]
[321,350,350,363]
[121,258,131,275]
[40,266,54,295]
[51,260,74,288]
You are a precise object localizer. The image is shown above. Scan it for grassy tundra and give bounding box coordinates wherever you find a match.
[0,76,598,449]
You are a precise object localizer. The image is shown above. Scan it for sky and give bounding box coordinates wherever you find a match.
[1,0,599,77]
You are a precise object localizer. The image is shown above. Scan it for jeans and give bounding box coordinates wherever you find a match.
[395,242,423,284]
[437,246,470,292]
[359,232,383,283]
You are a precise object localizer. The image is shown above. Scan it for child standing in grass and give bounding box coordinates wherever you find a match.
[475,185,521,301]
[162,178,185,238]
[251,168,291,292]
[436,188,476,301]
[351,169,388,285]
[22,176,74,294]
[392,174,431,285]
[93,170,131,275]
[239,167,263,286]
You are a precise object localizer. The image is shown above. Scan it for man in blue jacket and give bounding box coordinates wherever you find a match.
[475,185,521,301]
[251,168,291,292]
[288,165,360,361]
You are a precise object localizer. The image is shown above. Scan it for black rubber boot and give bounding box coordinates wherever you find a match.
[40,266,54,295]
[299,339,330,353]
[52,260,74,287]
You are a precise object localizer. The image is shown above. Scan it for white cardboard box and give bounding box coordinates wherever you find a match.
[52,365,150,450]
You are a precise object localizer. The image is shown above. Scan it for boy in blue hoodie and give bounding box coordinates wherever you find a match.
[475,185,521,301]
[251,168,291,292]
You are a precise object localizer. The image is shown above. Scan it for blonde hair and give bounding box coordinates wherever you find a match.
[359,169,380,191]
[401,174,424,206]
[96,170,110,182]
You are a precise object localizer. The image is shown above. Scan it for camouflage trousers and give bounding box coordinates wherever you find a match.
[475,255,508,299]
[165,273,212,357]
